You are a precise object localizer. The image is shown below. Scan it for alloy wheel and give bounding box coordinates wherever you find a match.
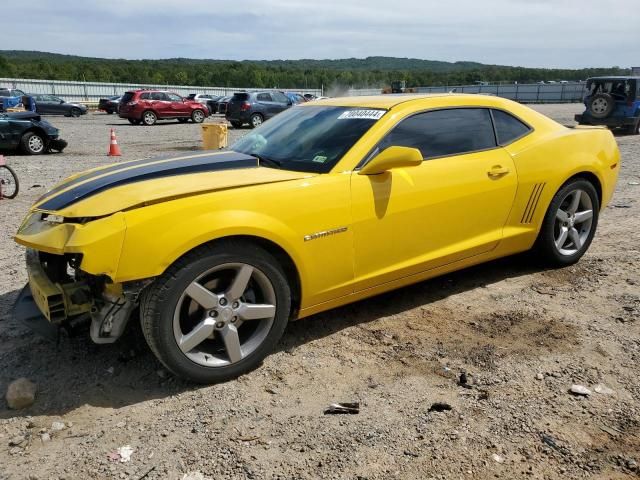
[172,263,277,367]
[591,98,608,115]
[28,135,44,153]
[251,115,263,128]
[553,188,594,256]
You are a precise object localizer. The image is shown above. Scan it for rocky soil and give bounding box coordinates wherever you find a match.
[0,105,639,479]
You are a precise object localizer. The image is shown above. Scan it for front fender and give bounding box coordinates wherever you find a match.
[116,204,308,286]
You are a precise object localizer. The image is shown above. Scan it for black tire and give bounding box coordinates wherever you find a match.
[128,118,141,125]
[20,131,46,155]
[70,107,81,118]
[142,110,157,126]
[534,178,599,267]
[106,110,114,115]
[230,121,243,128]
[140,240,291,384]
[588,93,615,119]
[0,165,19,199]
[250,113,263,128]
[191,109,206,123]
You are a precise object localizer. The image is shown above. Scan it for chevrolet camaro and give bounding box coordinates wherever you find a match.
[13,94,620,383]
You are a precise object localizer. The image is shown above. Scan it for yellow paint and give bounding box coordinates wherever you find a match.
[15,94,620,319]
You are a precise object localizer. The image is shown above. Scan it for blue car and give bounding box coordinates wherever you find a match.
[575,76,640,134]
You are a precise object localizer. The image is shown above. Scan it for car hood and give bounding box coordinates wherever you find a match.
[32,151,315,217]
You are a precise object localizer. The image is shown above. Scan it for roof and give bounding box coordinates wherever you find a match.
[303,93,457,109]
[587,76,640,81]
[302,93,520,110]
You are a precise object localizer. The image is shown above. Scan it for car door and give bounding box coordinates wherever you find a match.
[34,95,53,114]
[271,91,291,114]
[166,93,190,117]
[0,116,12,149]
[150,92,170,117]
[49,96,67,115]
[255,93,274,118]
[350,108,518,291]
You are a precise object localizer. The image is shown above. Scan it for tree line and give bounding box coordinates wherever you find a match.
[0,51,630,89]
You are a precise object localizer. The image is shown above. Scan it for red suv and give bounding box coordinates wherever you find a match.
[118,90,207,126]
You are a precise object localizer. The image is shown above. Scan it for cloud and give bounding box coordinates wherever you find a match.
[1,0,637,68]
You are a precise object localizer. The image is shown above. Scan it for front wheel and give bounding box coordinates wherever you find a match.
[20,132,46,155]
[534,179,599,266]
[0,165,19,199]
[191,109,205,123]
[70,107,81,118]
[140,241,291,383]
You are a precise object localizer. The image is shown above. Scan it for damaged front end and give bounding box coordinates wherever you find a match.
[13,210,151,344]
[14,249,148,343]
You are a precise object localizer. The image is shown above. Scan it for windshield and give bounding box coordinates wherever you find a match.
[231,106,385,173]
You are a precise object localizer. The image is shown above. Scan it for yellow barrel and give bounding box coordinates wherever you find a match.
[201,123,228,150]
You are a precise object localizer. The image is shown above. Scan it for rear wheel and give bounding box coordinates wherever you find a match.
[141,241,291,383]
[534,179,599,266]
[230,121,243,128]
[191,109,206,123]
[588,93,615,119]
[250,113,263,128]
[20,132,46,155]
[0,165,19,199]
[128,118,141,125]
[142,110,157,126]
[70,107,81,118]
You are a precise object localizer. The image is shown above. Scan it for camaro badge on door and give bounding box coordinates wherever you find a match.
[304,226,348,242]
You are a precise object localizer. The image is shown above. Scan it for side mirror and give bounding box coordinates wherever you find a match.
[358,146,423,175]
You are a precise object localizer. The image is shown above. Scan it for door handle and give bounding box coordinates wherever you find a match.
[487,165,510,178]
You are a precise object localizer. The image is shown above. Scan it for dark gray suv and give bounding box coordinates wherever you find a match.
[225,91,292,128]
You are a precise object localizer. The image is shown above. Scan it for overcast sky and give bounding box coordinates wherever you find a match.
[3,0,638,68]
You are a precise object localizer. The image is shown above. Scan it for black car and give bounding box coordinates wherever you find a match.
[30,94,88,117]
[98,95,121,114]
[216,95,232,115]
[186,94,221,115]
[225,91,292,128]
[0,111,67,155]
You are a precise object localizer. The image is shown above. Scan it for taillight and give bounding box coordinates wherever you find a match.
[240,102,250,111]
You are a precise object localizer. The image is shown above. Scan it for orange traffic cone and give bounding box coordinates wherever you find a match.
[108,129,122,156]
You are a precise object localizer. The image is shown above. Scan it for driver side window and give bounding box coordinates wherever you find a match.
[379,108,497,159]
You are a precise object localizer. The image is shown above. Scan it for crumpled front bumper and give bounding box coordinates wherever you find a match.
[13,284,59,341]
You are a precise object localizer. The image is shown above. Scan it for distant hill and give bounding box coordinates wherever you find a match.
[0,50,630,89]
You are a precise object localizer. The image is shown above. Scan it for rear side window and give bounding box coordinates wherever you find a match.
[382,108,496,159]
[256,93,271,102]
[491,109,531,145]
[121,92,134,102]
[139,92,150,100]
[233,93,250,101]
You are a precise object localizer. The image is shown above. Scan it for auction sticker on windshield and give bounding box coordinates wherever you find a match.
[337,110,385,120]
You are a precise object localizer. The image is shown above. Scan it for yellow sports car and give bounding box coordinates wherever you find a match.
[14,94,620,383]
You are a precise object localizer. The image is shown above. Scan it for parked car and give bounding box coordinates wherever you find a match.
[225,91,292,128]
[215,95,232,115]
[118,90,207,126]
[30,94,88,117]
[283,92,307,105]
[13,94,620,383]
[0,88,27,98]
[0,111,67,155]
[575,76,640,134]
[98,96,121,114]
[187,94,221,115]
[302,93,316,101]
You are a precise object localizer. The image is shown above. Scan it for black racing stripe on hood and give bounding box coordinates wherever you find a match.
[39,152,258,211]
[36,151,234,204]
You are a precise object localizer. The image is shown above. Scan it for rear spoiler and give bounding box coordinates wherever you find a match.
[564,124,606,130]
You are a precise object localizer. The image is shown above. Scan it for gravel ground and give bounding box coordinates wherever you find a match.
[0,105,639,480]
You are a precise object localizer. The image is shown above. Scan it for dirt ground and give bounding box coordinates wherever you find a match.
[0,105,639,480]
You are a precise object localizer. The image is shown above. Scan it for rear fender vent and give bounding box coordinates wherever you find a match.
[521,183,546,224]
